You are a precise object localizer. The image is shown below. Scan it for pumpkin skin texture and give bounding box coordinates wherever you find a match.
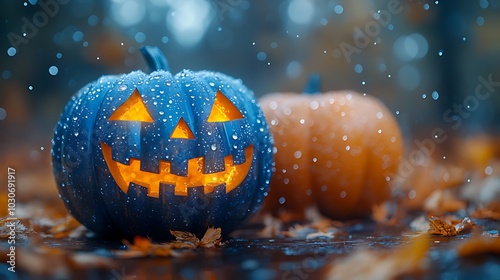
[51,47,273,240]
[259,91,402,219]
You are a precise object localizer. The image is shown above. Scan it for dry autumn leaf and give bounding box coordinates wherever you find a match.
[116,227,223,258]
[457,234,500,257]
[428,216,475,236]
[325,234,430,280]
[472,202,500,220]
[199,227,222,248]
[48,216,83,238]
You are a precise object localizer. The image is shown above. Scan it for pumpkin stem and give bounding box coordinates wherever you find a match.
[140,46,171,72]
[304,74,321,94]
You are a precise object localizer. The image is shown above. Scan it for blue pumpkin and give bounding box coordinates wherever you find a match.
[51,47,273,240]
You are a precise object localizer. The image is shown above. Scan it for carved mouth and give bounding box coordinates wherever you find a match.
[100,142,253,197]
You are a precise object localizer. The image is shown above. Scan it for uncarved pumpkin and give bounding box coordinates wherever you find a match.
[51,47,273,240]
[259,88,402,219]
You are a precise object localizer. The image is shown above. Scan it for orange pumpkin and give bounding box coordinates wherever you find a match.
[259,85,403,219]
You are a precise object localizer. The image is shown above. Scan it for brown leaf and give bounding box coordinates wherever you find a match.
[259,214,283,238]
[457,234,500,257]
[48,216,83,238]
[423,190,466,216]
[372,203,400,226]
[118,236,174,258]
[325,234,430,280]
[428,216,475,236]
[199,227,222,248]
[170,230,199,244]
[472,202,500,220]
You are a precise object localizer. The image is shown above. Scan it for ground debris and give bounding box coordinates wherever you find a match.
[325,234,429,280]
[115,227,223,258]
[428,216,475,236]
[471,202,500,220]
[457,233,500,257]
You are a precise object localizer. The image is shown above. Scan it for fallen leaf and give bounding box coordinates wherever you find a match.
[372,202,400,226]
[457,234,500,257]
[472,202,500,220]
[118,236,174,258]
[199,227,222,248]
[259,214,283,238]
[116,227,223,258]
[325,234,429,280]
[48,216,83,238]
[428,216,475,236]
[423,190,466,216]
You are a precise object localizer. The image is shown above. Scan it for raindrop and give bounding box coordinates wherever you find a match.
[310,101,319,110]
[28,85,33,90]
[0,108,6,120]
[431,91,439,100]
[423,3,430,10]
[462,36,467,42]
[354,64,363,73]
[159,111,165,116]
[422,93,427,99]
[73,31,84,42]
[476,16,485,26]
[294,151,302,159]
[438,49,443,56]
[56,53,62,59]
[211,144,217,151]
[334,5,343,14]
[135,32,146,43]
[2,70,11,80]
[7,47,17,57]
[257,51,267,61]
[49,66,59,76]
[118,85,127,91]
[232,134,238,140]
[278,197,286,204]
[485,166,493,175]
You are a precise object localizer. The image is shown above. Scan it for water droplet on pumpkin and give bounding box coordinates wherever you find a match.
[294,151,302,159]
[269,101,278,110]
[345,145,350,151]
[278,197,286,204]
[342,135,348,141]
[159,111,164,116]
[340,191,346,198]
[118,85,127,91]
[211,144,217,151]
[376,112,383,119]
[232,134,238,140]
[310,101,319,110]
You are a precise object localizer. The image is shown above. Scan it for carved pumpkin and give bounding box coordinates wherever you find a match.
[52,47,273,240]
[259,77,402,219]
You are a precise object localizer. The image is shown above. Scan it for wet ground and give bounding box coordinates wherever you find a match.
[4,218,500,280]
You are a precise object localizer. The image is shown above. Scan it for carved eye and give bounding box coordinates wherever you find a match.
[171,117,195,139]
[109,89,154,122]
[208,89,244,123]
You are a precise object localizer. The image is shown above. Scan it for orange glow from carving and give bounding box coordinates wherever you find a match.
[101,142,253,197]
[109,89,154,122]
[208,90,244,122]
[171,117,195,139]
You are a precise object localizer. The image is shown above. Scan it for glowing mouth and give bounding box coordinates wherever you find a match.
[100,142,253,197]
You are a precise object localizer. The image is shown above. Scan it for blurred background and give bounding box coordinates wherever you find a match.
[0,0,500,200]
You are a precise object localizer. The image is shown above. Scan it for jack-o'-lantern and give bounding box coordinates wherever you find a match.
[52,46,273,240]
[259,77,402,219]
